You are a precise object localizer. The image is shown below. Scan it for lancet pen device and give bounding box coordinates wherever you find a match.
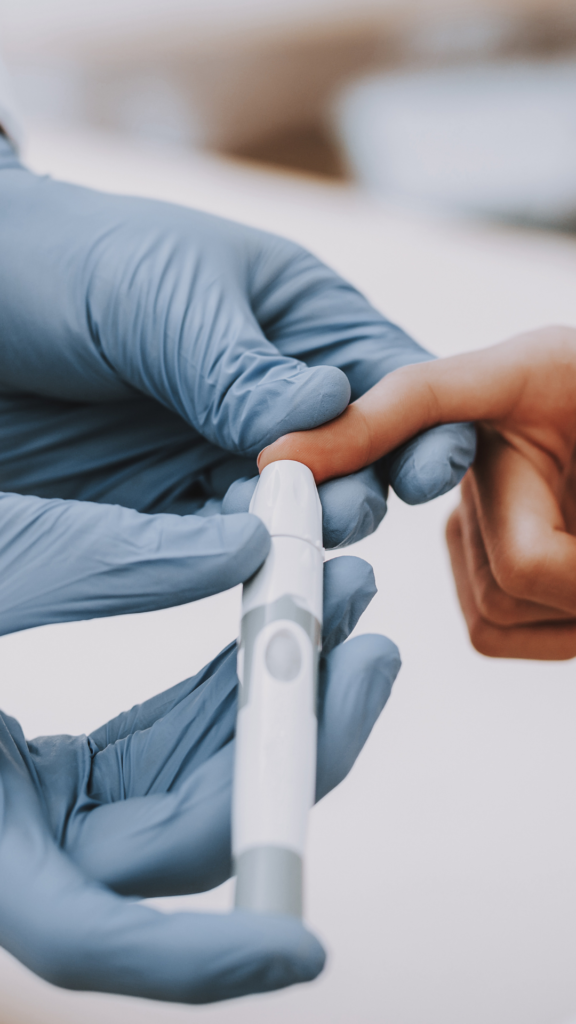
[233,460,323,917]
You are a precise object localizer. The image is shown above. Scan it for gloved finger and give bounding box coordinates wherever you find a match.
[0,390,233,516]
[88,647,238,754]
[0,173,350,454]
[1,163,457,497]
[68,632,398,898]
[249,245,474,505]
[68,740,237,897]
[322,555,377,654]
[388,421,476,504]
[85,554,376,773]
[64,555,379,894]
[0,761,324,1003]
[223,466,388,549]
[222,475,259,515]
[315,633,400,801]
[318,466,387,548]
[32,645,239,895]
[88,218,355,455]
[33,646,239,893]
[9,861,324,1003]
[0,491,269,635]
[248,241,433,398]
[0,161,467,537]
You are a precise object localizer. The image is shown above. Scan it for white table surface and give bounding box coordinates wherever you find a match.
[1,127,576,1024]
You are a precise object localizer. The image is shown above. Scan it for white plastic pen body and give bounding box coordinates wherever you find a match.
[232,460,323,917]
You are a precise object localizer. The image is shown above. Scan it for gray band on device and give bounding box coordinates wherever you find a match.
[238,595,321,710]
[234,846,303,917]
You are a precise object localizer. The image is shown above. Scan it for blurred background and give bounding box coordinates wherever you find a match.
[3,3,576,1024]
[3,0,576,220]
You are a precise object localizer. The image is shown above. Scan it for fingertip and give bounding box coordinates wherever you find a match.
[295,928,327,982]
[256,440,285,473]
[316,632,401,800]
[370,632,402,679]
[251,364,350,461]
[319,468,387,548]
[296,364,351,429]
[270,918,326,983]
[322,555,377,652]
[390,423,476,505]
[204,512,270,591]
[257,432,312,474]
[324,553,376,599]
[233,912,326,990]
[345,632,402,684]
[222,476,259,515]
[226,512,271,571]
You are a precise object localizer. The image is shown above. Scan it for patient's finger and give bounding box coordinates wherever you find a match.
[459,474,574,625]
[446,506,576,660]
[470,429,576,615]
[258,344,505,481]
[258,329,576,483]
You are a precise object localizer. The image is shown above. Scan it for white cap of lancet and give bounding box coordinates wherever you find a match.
[250,460,322,549]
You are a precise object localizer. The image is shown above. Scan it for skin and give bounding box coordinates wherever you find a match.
[259,326,576,660]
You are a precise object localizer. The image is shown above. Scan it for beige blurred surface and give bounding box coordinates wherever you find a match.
[2,0,573,57]
[1,128,576,1024]
[4,0,576,175]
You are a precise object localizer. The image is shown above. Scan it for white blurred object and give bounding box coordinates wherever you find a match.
[335,60,576,224]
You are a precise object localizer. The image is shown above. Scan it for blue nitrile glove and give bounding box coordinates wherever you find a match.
[0,135,475,549]
[0,489,269,635]
[0,556,400,1003]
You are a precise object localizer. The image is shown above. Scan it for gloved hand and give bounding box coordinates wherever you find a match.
[0,135,474,550]
[0,487,269,635]
[0,556,399,1003]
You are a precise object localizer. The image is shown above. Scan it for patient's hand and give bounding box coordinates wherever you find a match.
[260,326,576,660]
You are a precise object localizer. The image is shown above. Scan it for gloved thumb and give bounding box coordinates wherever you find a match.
[189,313,351,457]
[0,491,269,635]
[102,272,352,457]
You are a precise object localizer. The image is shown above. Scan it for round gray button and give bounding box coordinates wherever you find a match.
[265,628,302,682]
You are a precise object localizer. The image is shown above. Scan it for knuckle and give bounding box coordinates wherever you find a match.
[467,613,503,658]
[474,577,523,627]
[490,540,543,601]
